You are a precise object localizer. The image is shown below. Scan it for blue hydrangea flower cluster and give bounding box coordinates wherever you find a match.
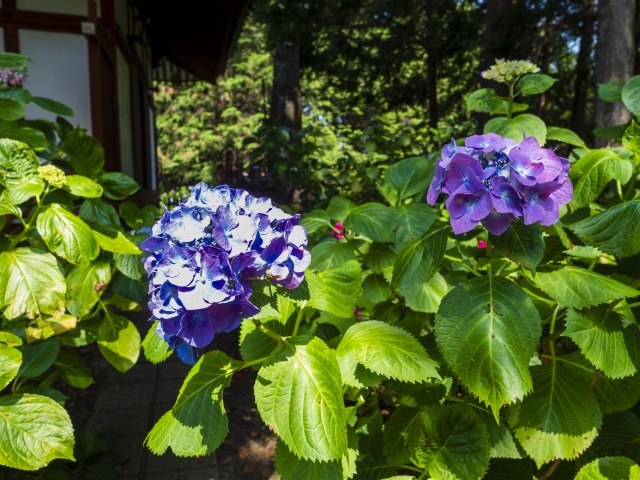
[142,183,311,364]
[427,133,572,235]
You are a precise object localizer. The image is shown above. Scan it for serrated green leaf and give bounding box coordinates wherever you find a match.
[326,195,358,222]
[575,456,640,480]
[382,406,422,464]
[579,411,640,466]
[474,407,522,459]
[398,272,448,313]
[513,361,603,467]
[37,204,100,266]
[569,149,633,209]
[484,114,547,144]
[254,336,347,461]
[564,245,603,259]
[490,222,544,273]
[564,307,639,378]
[337,321,439,385]
[598,80,623,103]
[0,138,44,205]
[466,88,505,114]
[546,126,588,148]
[114,253,143,280]
[142,321,172,364]
[101,294,141,312]
[0,98,25,121]
[98,172,139,200]
[385,156,435,200]
[63,175,103,198]
[392,227,448,289]
[407,405,490,480]
[594,123,631,140]
[531,265,640,309]
[54,350,93,388]
[0,393,75,470]
[365,243,396,274]
[18,339,60,379]
[518,74,556,95]
[111,273,145,303]
[0,345,22,390]
[484,459,533,480]
[0,122,49,151]
[30,97,75,117]
[344,203,396,243]
[622,76,640,116]
[300,209,332,233]
[0,195,20,217]
[0,247,66,320]
[307,260,362,318]
[63,129,104,178]
[275,438,343,480]
[569,200,640,258]
[0,53,28,69]
[90,223,142,254]
[392,203,438,250]
[97,311,140,373]
[362,273,390,305]
[436,276,541,418]
[310,240,355,271]
[78,199,120,226]
[66,261,111,318]
[146,350,241,456]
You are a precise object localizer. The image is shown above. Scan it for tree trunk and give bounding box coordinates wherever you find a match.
[269,41,302,132]
[571,0,595,139]
[594,0,635,143]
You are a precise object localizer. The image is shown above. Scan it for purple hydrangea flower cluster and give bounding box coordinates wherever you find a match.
[427,133,572,235]
[0,68,26,87]
[142,183,311,364]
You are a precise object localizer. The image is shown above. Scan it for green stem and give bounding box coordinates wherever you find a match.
[549,303,561,364]
[553,221,572,249]
[588,257,598,271]
[616,180,624,202]
[292,301,307,336]
[7,187,50,250]
[444,255,481,277]
[251,319,283,342]
[624,169,637,201]
[238,357,268,370]
[417,468,430,480]
[400,464,424,474]
[444,395,465,403]
[613,301,640,312]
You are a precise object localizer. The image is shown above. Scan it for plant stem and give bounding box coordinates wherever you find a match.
[251,319,282,342]
[239,357,268,370]
[417,468,430,480]
[613,301,640,312]
[444,255,481,277]
[374,384,401,398]
[292,301,307,336]
[588,257,598,271]
[549,304,561,364]
[401,464,424,474]
[616,180,624,202]
[552,221,572,249]
[538,459,561,480]
[445,395,465,403]
[7,187,50,250]
[624,169,637,201]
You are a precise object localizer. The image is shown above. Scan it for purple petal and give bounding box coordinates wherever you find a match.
[481,211,517,235]
[141,235,168,253]
[465,133,507,152]
[450,214,479,235]
[178,305,234,348]
[469,191,493,222]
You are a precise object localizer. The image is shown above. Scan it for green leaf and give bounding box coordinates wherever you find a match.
[365,243,396,274]
[569,149,633,209]
[117,201,159,230]
[477,409,523,459]
[102,294,141,312]
[622,76,640,116]
[0,123,49,151]
[598,80,624,102]
[435,276,542,418]
[97,311,140,373]
[30,97,75,117]
[63,175,103,198]
[18,339,60,379]
[362,273,390,305]
[393,203,438,250]
[398,272,448,313]
[111,273,145,303]
[300,209,332,233]
[66,261,111,318]
[114,253,143,280]
[63,129,104,178]
[254,336,347,461]
[98,172,139,200]
[142,321,172,364]
[79,199,120,226]
[344,203,396,243]
[337,320,439,385]
[564,245,603,259]
[546,126,587,149]
[310,240,356,271]
[385,156,434,200]
[575,456,640,480]
[0,98,26,121]
[0,138,44,205]
[0,393,75,470]
[490,222,544,274]
[0,53,28,69]
[37,204,100,266]
[530,265,640,309]
[484,114,547,144]
[407,405,490,480]
[518,74,556,95]
[513,361,603,467]
[90,223,142,254]
[0,345,22,390]
[326,195,357,222]
[0,248,66,320]
[466,88,505,114]
[595,123,631,140]
[0,195,21,217]
[307,260,362,318]
[391,227,448,290]
[54,350,93,388]
[569,200,640,257]
[146,350,241,456]
[275,439,343,480]
[579,411,640,466]
[382,406,422,464]
[564,307,639,378]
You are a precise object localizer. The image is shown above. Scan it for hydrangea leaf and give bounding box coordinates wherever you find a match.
[564,245,603,259]
[63,129,104,179]
[254,336,347,461]
[578,411,640,466]
[622,75,640,116]
[466,88,505,114]
[111,274,145,303]
[484,114,547,145]
[0,98,25,121]
[146,350,242,456]
[569,200,640,258]
[37,204,100,266]
[98,172,140,200]
[557,350,640,416]
[343,203,397,243]
[78,199,120,226]
[518,74,556,95]
[362,273,390,305]
[63,175,103,198]
[575,456,640,480]
[54,350,93,389]
[598,80,623,102]
[342,426,359,479]
[0,53,28,69]
[407,405,490,480]
[142,321,173,364]
[490,222,544,274]
[66,261,111,318]
[326,195,357,222]
[484,459,533,480]
[435,276,541,419]
[30,97,75,117]
[0,139,44,205]
[275,438,343,480]
[300,209,332,233]
[114,253,143,280]
[513,361,603,467]
[569,149,633,209]
[391,227,448,290]
[382,406,422,464]
[365,242,396,274]
[385,156,435,200]
[475,408,523,459]
[307,260,362,318]
[18,339,60,379]
[309,241,355,271]
[0,248,66,320]
[564,307,639,378]
[392,203,438,250]
[337,321,439,384]
[0,345,22,390]
[531,265,640,309]
[97,311,140,373]
[90,224,142,255]
[397,272,448,313]
[546,126,588,149]
[0,394,75,470]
